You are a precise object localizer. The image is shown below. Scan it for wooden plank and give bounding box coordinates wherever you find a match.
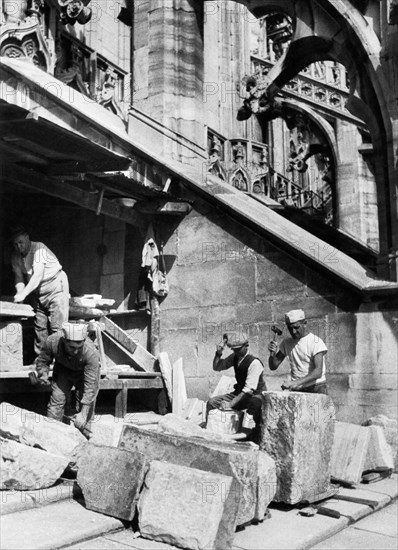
[158,352,173,404]
[0,377,163,393]
[99,379,163,390]
[102,331,145,371]
[96,325,107,370]
[331,422,370,485]
[115,382,128,418]
[172,357,186,416]
[102,316,157,373]
[101,316,137,354]
[3,164,146,228]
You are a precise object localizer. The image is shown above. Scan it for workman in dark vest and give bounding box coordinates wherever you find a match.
[206,334,267,441]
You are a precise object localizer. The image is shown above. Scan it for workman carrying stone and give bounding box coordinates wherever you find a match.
[10,225,69,354]
[35,322,100,434]
[268,309,328,394]
[207,333,267,441]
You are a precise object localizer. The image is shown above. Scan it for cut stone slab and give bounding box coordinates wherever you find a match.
[138,460,239,550]
[363,415,398,472]
[1,437,69,490]
[89,415,124,447]
[77,443,148,521]
[123,411,163,425]
[0,402,86,462]
[254,451,277,521]
[331,422,370,485]
[119,423,263,525]
[363,425,394,472]
[0,498,124,550]
[1,479,76,515]
[260,391,335,504]
[0,321,23,372]
[157,413,237,443]
[182,398,206,425]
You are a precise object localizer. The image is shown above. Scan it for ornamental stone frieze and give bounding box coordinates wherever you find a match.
[0,0,53,72]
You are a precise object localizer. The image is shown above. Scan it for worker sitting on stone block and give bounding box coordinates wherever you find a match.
[207,333,267,442]
[268,309,328,394]
[35,322,100,435]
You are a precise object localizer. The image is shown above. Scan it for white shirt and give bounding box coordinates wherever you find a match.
[12,242,62,284]
[216,351,264,393]
[279,332,327,387]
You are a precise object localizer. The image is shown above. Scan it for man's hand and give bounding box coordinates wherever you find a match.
[74,411,88,431]
[268,341,279,354]
[281,380,298,391]
[14,292,26,303]
[219,400,230,411]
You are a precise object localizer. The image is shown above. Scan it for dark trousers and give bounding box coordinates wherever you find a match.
[47,364,95,426]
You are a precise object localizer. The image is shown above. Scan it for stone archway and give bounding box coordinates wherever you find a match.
[229,0,397,279]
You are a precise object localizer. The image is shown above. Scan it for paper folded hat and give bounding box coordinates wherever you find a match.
[285,309,305,324]
[62,322,87,341]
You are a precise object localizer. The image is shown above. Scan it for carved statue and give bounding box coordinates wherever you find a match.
[58,0,92,26]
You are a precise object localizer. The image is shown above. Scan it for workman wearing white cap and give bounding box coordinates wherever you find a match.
[9,225,69,354]
[35,322,100,434]
[268,309,328,394]
[207,333,267,441]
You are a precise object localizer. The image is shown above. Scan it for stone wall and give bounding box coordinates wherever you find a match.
[159,197,398,424]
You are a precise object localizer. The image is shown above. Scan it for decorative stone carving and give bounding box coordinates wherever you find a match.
[390,0,398,25]
[0,0,51,71]
[207,136,226,180]
[98,68,125,120]
[55,39,90,96]
[58,0,92,26]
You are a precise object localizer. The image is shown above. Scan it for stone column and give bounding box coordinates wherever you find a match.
[133,0,204,151]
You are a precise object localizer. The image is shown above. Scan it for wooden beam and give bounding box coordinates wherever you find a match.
[137,201,192,215]
[3,164,147,228]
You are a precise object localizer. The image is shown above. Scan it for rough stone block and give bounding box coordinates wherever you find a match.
[138,460,239,550]
[119,423,259,525]
[0,321,23,372]
[89,416,124,447]
[157,413,235,443]
[254,450,277,521]
[363,425,394,472]
[77,444,148,521]
[363,415,398,472]
[0,403,86,462]
[260,391,335,504]
[331,421,370,485]
[1,437,68,490]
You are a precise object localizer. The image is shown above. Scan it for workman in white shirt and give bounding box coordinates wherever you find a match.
[268,309,328,394]
[207,333,267,441]
[10,225,69,355]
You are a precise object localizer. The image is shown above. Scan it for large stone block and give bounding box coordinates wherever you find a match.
[254,450,277,521]
[0,403,86,462]
[260,391,335,504]
[119,423,266,525]
[138,460,239,550]
[1,437,69,490]
[77,444,148,521]
[363,425,394,472]
[0,321,23,372]
[363,415,398,472]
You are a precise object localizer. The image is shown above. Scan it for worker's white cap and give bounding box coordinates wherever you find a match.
[62,322,87,341]
[285,309,305,324]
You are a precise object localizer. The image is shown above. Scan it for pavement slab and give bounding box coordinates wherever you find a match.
[232,506,349,550]
[351,506,398,538]
[360,474,398,498]
[66,530,177,549]
[311,527,397,549]
[0,499,124,550]
[0,479,75,515]
[317,499,373,522]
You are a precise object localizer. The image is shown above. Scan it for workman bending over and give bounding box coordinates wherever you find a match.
[35,322,100,434]
[10,225,69,354]
[268,309,328,394]
[207,334,267,442]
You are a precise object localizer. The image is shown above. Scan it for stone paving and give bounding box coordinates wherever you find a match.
[1,475,397,550]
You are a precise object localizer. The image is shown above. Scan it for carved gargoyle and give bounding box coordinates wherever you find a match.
[58,0,92,26]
